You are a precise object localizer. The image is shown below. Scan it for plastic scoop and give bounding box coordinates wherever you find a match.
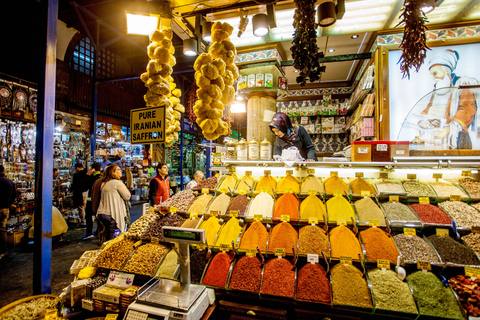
[395,255,406,281]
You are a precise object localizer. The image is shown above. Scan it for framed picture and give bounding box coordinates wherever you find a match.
[385,41,480,150]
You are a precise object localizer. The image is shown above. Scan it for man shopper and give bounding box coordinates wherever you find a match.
[149,163,170,205]
[71,162,88,226]
[185,170,204,190]
[0,165,17,260]
[82,163,102,240]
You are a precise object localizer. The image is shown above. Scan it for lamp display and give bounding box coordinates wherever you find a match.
[230,101,246,113]
[318,1,336,27]
[202,21,212,42]
[126,13,160,35]
[183,38,198,56]
[252,13,269,37]
[421,0,435,13]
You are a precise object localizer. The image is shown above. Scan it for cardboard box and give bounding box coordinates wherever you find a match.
[71,279,90,306]
[321,117,334,125]
[82,299,94,311]
[93,284,124,304]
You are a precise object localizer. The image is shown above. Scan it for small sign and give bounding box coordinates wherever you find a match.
[105,315,119,320]
[215,173,219,178]
[433,173,442,179]
[356,172,364,178]
[379,172,388,179]
[239,190,247,195]
[202,188,209,195]
[407,174,416,180]
[130,106,166,144]
[284,187,293,193]
[436,228,449,237]
[260,187,269,192]
[404,228,416,236]
[106,271,135,289]
[246,249,256,257]
[280,215,290,222]
[417,261,431,271]
[361,191,371,197]
[308,189,317,195]
[143,203,150,216]
[340,256,352,265]
[230,210,239,217]
[307,169,315,174]
[419,197,430,204]
[462,170,472,177]
[44,309,58,320]
[307,254,319,264]
[264,170,271,175]
[337,219,347,226]
[309,217,318,225]
[286,170,293,175]
[169,207,177,213]
[210,210,219,217]
[333,190,343,197]
[389,195,399,202]
[330,171,338,177]
[274,248,286,257]
[450,195,461,201]
[465,266,480,279]
[472,226,480,234]
[369,219,380,227]
[253,214,263,221]
[220,188,228,193]
[377,259,390,269]
[245,171,252,176]
[220,243,229,251]
[190,212,199,219]
[151,237,160,244]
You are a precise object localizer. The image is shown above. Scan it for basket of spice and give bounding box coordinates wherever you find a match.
[329,225,364,263]
[348,176,377,200]
[326,194,358,227]
[201,250,234,291]
[359,226,400,267]
[451,176,480,202]
[437,200,480,235]
[298,192,327,224]
[272,192,300,223]
[381,200,423,229]
[399,178,437,203]
[266,221,298,256]
[227,254,263,297]
[445,268,480,318]
[259,256,297,300]
[354,196,387,229]
[392,231,443,267]
[237,221,270,253]
[295,257,331,306]
[426,178,469,202]
[373,178,407,200]
[0,294,61,320]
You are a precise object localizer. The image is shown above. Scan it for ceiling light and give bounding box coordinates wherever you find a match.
[183,38,197,56]
[421,0,435,14]
[252,13,269,37]
[351,34,359,39]
[238,10,249,38]
[202,21,212,42]
[126,13,160,35]
[231,101,246,113]
[328,48,335,52]
[318,1,337,27]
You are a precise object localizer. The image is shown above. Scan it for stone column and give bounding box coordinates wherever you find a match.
[246,93,277,144]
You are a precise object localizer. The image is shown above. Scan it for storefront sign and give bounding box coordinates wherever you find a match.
[130,106,165,144]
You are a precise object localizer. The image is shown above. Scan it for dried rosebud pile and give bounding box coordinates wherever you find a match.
[449,275,480,316]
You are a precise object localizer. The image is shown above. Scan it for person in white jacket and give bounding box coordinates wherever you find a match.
[96,164,131,240]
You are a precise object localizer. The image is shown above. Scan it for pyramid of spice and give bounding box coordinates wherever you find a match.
[273,192,299,220]
[228,256,262,293]
[324,176,349,194]
[94,238,136,270]
[277,174,300,193]
[217,174,237,191]
[354,197,385,223]
[158,189,195,212]
[260,258,295,298]
[126,213,159,238]
[226,194,248,215]
[427,235,480,265]
[393,234,440,263]
[246,192,274,218]
[300,175,324,193]
[215,217,242,247]
[360,227,398,263]
[196,176,217,189]
[298,225,329,256]
[268,222,298,254]
[349,177,376,195]
[326,195,355,223]
[123,242,170,277]
[453,177,480,198]
[296,263,331,303]
[368,268,417,314]
[381,201,420,222]
[206,193,231,215]
[254,175,277,194]
[239,221,268,251]
[188,194,214,214]
[199,216,221,246]
[407,271,464,319]
[329,226,362,259]
[202,252,232,287]
[331,264,372,308]
[300,194,326,221]
[142,213,184,240]
[374,179,405,194]
[236,174,255,191]
[181,217,201,228]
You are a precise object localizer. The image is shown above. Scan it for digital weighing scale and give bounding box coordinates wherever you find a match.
[123,227,211,320]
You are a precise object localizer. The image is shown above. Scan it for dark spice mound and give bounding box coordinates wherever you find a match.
[427,235,480,265]
[190,250,208,283]
[226,195,249,215]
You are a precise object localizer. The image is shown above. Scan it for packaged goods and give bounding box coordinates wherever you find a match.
[236,174,255,191]
[427,235,480,265]
[300,175,324,193]
[360,227,399,263]
[268,222,298,254]
[246,192,274,218]
[238,221,268,251]
[123,243,170,276]
[273,192,299,219]
[438,201,480,229]
[188,194,214,214]
[381,202,420,222]
[427,179,468,198]
[254,175,277,194]
[226,195,249,215]
[449,275,480,317]
[371,141,392,162]
[393,234,440,262]
[260,258,295,298]
[326,195,355,223]
[331,264,372,308]
[351,141,372,162]
[349,177,376,195]
[298,225,329,256]
[329,226,362,259]
[324,176,349,194]
[156,249,178,279]
[202,252,232,287]
[300,194,326,221]
[453,177,480,198]
[255,73,264,87]
[368,268,417,313]
[190,250,208,283]
[407,271,464,319]
[390,141,409,158]
[215,217,242,247]
[197,176,217,189]
[400,179,436,197]
[228,256,262,293]
[265,73,273,88]
[296,263,331,303]
[207,193,231,215]
[410,203,451,225]
[354,197,384,223]
[199,216,221,246]
[218,175,237,191]
[277,175,300,193]
[158,189,196,212]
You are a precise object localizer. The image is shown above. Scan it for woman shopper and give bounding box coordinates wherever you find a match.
[96,164,131,240]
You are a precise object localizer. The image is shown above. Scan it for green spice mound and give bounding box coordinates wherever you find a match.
[407,271,464,319]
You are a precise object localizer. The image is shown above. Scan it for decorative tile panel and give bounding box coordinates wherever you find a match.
[236,49,281,64]
[286,87,352,97]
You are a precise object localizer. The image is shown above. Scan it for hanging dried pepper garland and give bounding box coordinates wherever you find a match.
[291,0,325,86]
[396,0,430,79]
[187,82,198,124]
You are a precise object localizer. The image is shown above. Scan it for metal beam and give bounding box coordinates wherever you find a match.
[180,0,290,17]
[73,3,97,49]
[383,0,404,29]
[281,52,373,66]
[100,36,122,51]
[33,0,57,295]
[453,0,480,21]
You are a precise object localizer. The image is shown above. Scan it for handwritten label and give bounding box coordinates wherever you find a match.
[419,197,430,204]
[220,188,228,193]
[106,271,135,288]
[202,188,209,195]
[433,173,442,179]
[246,249,256,257]
[280,215,290,222]
[337,219,347,226]
[361,191,371,197]
[190,212,199,219]
[253,214,263,221]
[308,189,317,195]
[264,170,271,176]
[274,248,286,257]
[417,261,431,271]
[260,187,269,192]
[450,195,461,201]
[220,243,229,252]
[333,190,343,197]
[151,237,160,244]
[356,172,364,178]
[377,259,390,269]
[210,210,219,217]
[309,218,318,225]
[389,195,399,202]
[465,266,480,279]
[379,172,388,179]
[436,228,449,237]
[407,174,416,180]
[369,219,380,227]
[169,207,177,213]
[340,256,352,265]
[462,170,472,177]
[286,170,293,175]
[230,210,239,217]
[307,169,315,174]
[404,228,416,236]
[245,171,252,176]
[307,254,319,264]
[330,171,338,177]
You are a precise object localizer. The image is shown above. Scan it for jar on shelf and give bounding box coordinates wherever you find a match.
[236,138,248,161]
[248,138,260,160]
[410,136,425,151]
[260,138,272,161]
[226,140,236,160]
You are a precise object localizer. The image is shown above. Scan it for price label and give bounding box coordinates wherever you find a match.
[340,256,352,265]
[169,207,177,213]
[134,240,143,248]
[450,195,461,201]
[404,228,416,236]
[44,309,58,320]
[264,170,271,176]
[337,219,347,226]
[377,259,390,269]
[151,237,160,244]
[284,187,293,193]
[307,254,319,264]
[433,173,442,179]
[308,189,317,195]
[407,174,416,180]
[361,191,371,197]
[239,189,247,195]
[197,244,206,250]
[245,171,252,176]
[472,226,480,234]
[220,188,228,193]
[286,170,293,175]
[202,188,209,195]
[246,249,256,257]
[309,217,318,225]
[190,212,199,219]
[274,248,286,257]
[260,187,269,192]
[210,210,219,217]
[419,197,430,204]
[280,215,290,222]
[330,171,338,177]
[465,266,480,279]
[417,261,431,271]
[105,315,119,320]
[230,210,239,217]
[369,219,380,227]
[462,170,472,177]
[215,173,219,178]
[307,169,315,174]
[379,172,388,179]
[220,243,230,251]
[436,228,449,237]
[389,195,399,202]
[356,172,364,178]
[253,214,263,221]
[333,190,343,197]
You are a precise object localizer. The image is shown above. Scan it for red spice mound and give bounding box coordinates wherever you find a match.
[296,263,331,303]
[228,256,262,293]
[360,227,399,264]
[268,222,298,254]
[411,203,452,225]
[201,252,232,287]
[260,258,295,298]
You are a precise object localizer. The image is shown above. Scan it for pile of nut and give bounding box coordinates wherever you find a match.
[142,213,185,240]
[196,176,218,189]
[400,179,436,197]
[126,214,159,239]
[449,275,480,317]
[158,190,196,212]
[438,201,480,228]
[454,177,480,198]
[462,233,480,256]
[428,179,467,198]
[94,238,136,270]
[122,243,171,276]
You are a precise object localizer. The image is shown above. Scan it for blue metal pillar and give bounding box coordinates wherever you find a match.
[206,142,211,178]
[179,114,184,190]
[33,0,58,294]
[90,22,100,157]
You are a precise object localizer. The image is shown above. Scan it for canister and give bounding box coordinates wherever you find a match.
[236,138,248,161]
[248,138,260,160]
[351,141,372,162]
[410,136,425,151]
[226,140,236,160]
[371,140,393,162]
[260,138,272,161]
[390,141,409,158]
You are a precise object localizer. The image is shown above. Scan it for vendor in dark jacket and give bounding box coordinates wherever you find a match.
[149,163,170,206]
[269,112,317,162]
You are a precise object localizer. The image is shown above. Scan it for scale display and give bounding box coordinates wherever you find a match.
[162,227,205,244]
